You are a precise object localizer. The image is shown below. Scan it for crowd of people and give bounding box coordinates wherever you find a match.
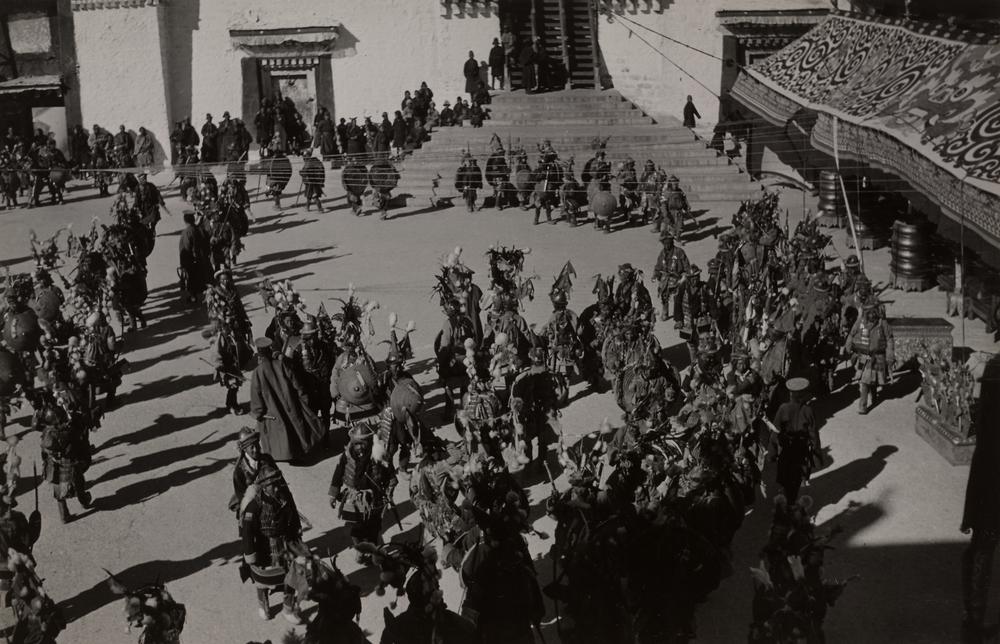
[0,110,898,640]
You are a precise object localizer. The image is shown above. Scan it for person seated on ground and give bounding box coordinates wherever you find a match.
[439,102,455,127]
[469,102,485,128]
[472,81,492,107]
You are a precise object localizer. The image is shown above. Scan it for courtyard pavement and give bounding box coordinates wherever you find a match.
[0,175,994,643]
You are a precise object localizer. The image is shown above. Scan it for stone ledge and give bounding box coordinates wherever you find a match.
[915,406,975,466]
[72,0,163,10]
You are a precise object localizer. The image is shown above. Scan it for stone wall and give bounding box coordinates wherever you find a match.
[73,3,171,164]
[598,0,829,129]
[159,0,498,149]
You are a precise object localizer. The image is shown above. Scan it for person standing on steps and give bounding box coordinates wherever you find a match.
[519,41,536,94]
[502,26,517,89]
[464,50,480,101]
[683,95,701,129]
[489,37,505,90]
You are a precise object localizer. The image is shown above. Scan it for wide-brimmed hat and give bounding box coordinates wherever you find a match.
[254,337,273,350]
[238,426,260,449]
[786,377,809,392]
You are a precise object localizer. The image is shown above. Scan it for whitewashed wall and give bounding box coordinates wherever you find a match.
[599,0,829,128]
[73,5,172,164]
[167,0,497,132]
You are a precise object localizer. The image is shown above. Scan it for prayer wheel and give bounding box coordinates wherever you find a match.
[890,219,932,291]
[817,171,844,228]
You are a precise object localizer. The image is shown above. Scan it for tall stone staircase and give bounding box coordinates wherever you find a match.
[394,89,760,207]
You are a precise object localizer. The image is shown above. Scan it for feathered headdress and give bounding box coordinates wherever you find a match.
[257,277,305,315]
[485,244,535,307]
[549,261,576,305]
[330,283,378,348]
[29,228,68,271]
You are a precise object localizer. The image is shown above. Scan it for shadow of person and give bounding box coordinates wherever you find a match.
[805,445,898,513]
[59,538,242,622]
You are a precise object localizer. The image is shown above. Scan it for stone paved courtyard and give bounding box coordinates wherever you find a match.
[2,175,995,644]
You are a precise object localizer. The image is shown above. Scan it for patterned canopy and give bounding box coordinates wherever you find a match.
[731,10,1000,243]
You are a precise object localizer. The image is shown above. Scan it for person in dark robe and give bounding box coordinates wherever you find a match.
[217,111,235,161]
[336,118,349,160]
[169,121,184,166]
[233,120,252,160]
[534,39,550,92]
[201,114,218,163]
[519,43,536,94]
[178,211,210,303]
[489,37,505,90]
[771,377,821,502]
[249,337,325,462]
[463,50,480,99]
[180,117,200,151]
[374,123,392,160]
[69,124,91,170]
[439,101,455,127]
[346,117,365,161]
[961,354,1000,642]
[254,101,274,155]
[113,125,134,167]
[134,127,155,167]
[314,109,338,159]
[404,119,427,152]
[683,95,701,129]
[391,111,407,159]
[299,148,326,212]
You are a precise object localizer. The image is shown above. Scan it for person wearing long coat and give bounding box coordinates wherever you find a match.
[134,127,155,167]
[463,51,480,98]
[250,337,325,462]
[391,112,407,157]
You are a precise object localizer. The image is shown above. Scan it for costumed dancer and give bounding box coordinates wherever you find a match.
[34,385,93,524]
[328,424,398,563]
[238,462,307,624]
[651,230,690,321]
[206,268,252,415]
[509,346,560,468]
[660,174,689,240]
[842,302,894,415]
[456,153,483,213]
[543,262,583,403]
[485,135,512,210]
[228,427,278,516]
[299,149,326,213]
[265,144,293,208]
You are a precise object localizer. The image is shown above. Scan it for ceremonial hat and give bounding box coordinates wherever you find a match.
[660,229,677,241]
[256,463,284,487]
[618,263,634,273]
[443,100,450,106]
[785,377,809,393]
[687,264,702,277]
[845,255,860,267]
[223,111,231,118]
[493,37,500,45]
[300,316,317,335]
[237,426,260,449]
[529,346,545,363]
[254,337,273,350]
[386,344,403,364]
[668,174,679,182]
[707,258,720,271]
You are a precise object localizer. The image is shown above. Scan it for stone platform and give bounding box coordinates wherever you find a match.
[887,317,954,367]
[915,406,976,465]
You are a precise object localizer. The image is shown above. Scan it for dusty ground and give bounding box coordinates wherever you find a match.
[0,174,994,644]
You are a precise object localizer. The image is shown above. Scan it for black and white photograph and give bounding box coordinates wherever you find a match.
[0,0,995,642]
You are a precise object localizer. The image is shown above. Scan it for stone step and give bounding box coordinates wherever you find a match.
[489,116,655,126]
[428,124,694,139]
[487,107,644,119]
[395,186,757,204]
[489,90,624,104]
